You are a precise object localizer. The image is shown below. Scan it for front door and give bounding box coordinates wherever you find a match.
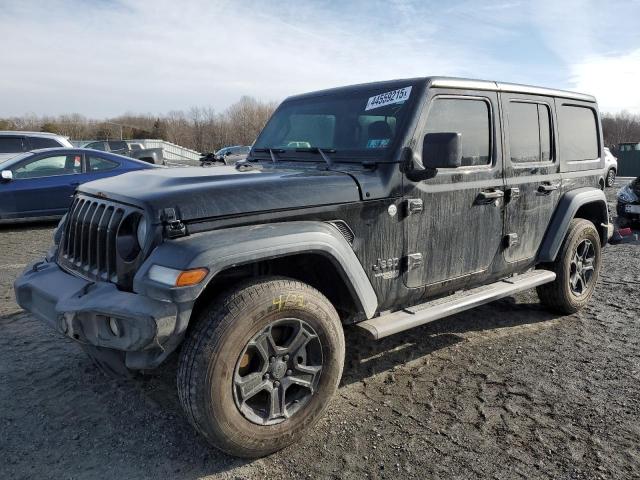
[7,153,84,217]
[501,94,562,264]
[404,89,505,289]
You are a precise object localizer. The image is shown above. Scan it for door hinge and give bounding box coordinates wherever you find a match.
[503,233,519,248]
[161,207,187,238]
[406,198,423,215]
[406,253,423,270]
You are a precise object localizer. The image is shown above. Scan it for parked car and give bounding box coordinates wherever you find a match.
[83,140,164,165]
[616,176,640,226]
[604,147,618,187]
[0,131,74,162]
[202,145,251,165]
[15,77,612,458]
[0,148,156,222]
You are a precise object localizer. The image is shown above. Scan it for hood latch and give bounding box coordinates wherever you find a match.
[161,207,187,238]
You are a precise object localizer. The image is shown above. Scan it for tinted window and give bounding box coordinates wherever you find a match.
[508,102,552,163]
[0,137,26,153]
[86,142,106,151]
[29,137,62,149]
[108,141,128,152]
[88,155,118,171]
[559,105,599,161]
[425,98,491,166]
[12,154,82,179]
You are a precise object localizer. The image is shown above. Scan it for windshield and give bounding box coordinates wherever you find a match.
[253,81,421,161]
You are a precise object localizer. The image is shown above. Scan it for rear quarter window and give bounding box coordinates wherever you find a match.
[559,105,599,161]
[29,137,63,149]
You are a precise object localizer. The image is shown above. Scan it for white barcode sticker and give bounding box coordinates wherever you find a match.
[365,86,412,111]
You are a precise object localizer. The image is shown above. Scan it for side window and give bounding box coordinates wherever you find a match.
[108,141,128,152]
[86,142,106,151]
[559,105,599,161]
[425,98,491,166]
[508,102,552,163]
[88,155,118,171]
[12,154,82,179]
[29,137,62,149]
[0,137,26,153]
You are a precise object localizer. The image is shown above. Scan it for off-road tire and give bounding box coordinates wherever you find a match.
[537,218,602,314]
[177,276,345,458]
[606,168,616,188]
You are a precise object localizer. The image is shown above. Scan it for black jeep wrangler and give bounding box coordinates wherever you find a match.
[15,77,613,458]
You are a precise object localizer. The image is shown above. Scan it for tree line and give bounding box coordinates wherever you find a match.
[0,96,278,154]
[1,99,639,154]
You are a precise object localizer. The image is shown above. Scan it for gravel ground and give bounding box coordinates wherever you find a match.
[1,182,639,480]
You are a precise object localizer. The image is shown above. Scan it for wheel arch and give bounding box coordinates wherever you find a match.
[537,187,610,262]
[137,221,378,322]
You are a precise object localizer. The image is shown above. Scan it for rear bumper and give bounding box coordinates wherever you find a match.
[14,259,192,369]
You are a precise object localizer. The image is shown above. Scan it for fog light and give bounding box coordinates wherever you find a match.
[108,317,121,337]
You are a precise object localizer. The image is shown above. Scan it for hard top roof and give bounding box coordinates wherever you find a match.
[286,76,596,103]
[0,131,70,138]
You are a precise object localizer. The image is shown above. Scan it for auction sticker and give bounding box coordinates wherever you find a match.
[365,86,412,111]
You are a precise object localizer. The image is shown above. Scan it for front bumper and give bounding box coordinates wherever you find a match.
[14,259,192,369]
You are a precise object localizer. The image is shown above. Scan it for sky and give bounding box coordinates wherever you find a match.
[1,0,640,117]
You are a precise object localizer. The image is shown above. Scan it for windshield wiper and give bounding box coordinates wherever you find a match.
[253,148,284,163]
[295,147,335,169]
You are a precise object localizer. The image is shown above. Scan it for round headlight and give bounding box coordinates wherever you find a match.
[116,214,143,262]
[136,217,148,248]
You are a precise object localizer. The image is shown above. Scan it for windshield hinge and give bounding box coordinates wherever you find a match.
[161,207,187,238]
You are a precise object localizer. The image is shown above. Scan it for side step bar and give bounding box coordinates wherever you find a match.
[356,269,556,340]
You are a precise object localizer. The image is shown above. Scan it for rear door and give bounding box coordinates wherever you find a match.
[404,88,505,289]
[501,93,561,263]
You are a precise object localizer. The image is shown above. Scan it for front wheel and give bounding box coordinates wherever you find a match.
[177,277,345,458]
[537,219,602,314]
[606,168,616,188]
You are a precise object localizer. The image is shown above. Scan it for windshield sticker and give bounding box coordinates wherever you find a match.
[367,138,390,149]
[365,86,412,111]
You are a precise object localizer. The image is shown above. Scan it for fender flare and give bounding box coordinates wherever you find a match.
[537,187,610,263]
[134,221,378,319]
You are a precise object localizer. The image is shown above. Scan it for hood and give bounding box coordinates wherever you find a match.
[78,164,362,222]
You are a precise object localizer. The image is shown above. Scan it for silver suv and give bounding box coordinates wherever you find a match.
[0,131,74,162]
[604,147,618,187]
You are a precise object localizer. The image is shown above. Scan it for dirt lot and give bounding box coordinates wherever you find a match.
[1,183,639,480]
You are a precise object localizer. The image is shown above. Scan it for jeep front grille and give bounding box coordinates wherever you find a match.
[58,195,132,283]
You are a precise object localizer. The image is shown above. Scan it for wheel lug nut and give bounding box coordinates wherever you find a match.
[270,357,275,363]
[274,380,280,387]
[286,369,292,376]
[284,355,289,361]
[264,373,270,379]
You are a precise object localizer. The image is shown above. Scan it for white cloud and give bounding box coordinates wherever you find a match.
[0,0,638,117]
[0,0,482,117]
[570,50,640,114]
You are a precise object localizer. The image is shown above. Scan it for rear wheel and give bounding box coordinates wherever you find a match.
[606,168,616,187]
[537,219,602,313]
[177,277,344,458]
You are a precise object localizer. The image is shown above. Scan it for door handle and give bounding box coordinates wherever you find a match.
[537,183,560,193]
[477,189,504,204]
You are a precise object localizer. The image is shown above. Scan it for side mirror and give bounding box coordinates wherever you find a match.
[1,170,13,182]
[225,151,232,156]
[422,132,462,169]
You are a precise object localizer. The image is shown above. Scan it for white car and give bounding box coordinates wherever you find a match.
[0,131,74,162]
[604,147,618,188]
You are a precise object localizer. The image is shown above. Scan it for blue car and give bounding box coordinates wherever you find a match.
[0,148,157,222]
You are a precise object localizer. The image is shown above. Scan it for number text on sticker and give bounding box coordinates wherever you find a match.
[365,86,412,111]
